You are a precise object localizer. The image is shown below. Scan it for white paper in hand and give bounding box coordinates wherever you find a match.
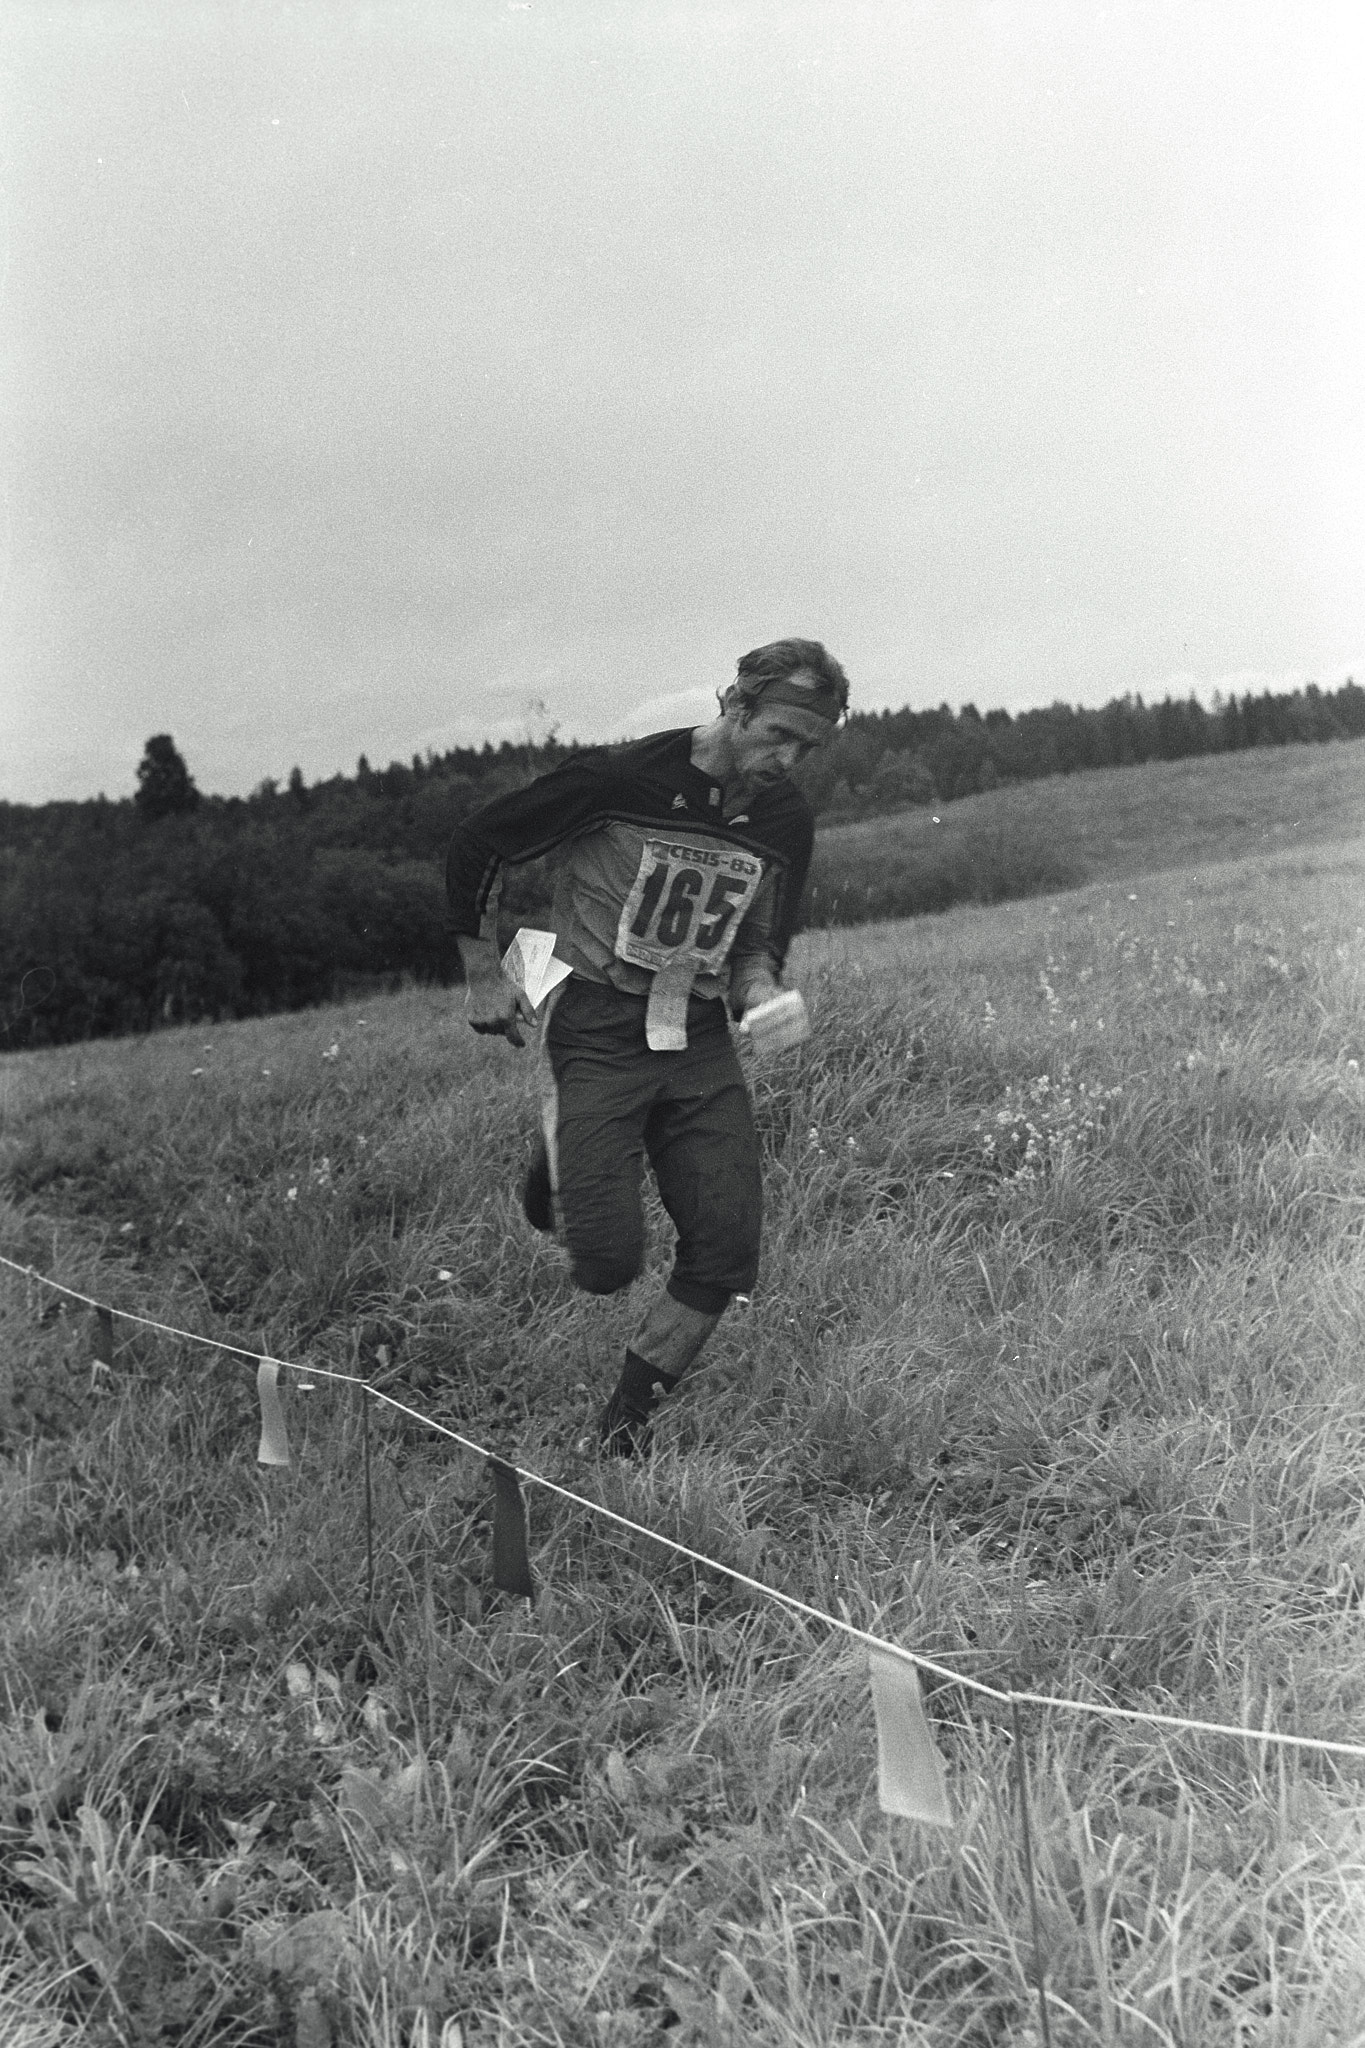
[501,928,573,1010]
[738,988,810,1053]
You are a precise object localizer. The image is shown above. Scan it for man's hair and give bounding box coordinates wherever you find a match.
[728,638,850,720]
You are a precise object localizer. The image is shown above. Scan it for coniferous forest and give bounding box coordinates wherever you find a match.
[3,679,1362,1049]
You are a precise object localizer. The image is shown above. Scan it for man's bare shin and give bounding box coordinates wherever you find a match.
[631,1291,724,1380]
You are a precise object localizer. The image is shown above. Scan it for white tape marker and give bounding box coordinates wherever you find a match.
[256,1359,292,1467]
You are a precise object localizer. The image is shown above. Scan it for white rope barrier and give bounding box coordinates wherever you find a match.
[4,1250,1365,1762]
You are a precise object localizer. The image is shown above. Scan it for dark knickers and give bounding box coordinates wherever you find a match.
[540,977,762,1315]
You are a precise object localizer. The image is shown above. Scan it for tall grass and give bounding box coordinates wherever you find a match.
[3,823,1365,2043]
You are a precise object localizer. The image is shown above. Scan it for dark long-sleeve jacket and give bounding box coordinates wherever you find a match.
[444,728,814,1014]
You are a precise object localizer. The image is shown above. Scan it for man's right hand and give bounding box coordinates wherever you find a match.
[458,936,538,1048]
[465,977,538,1047]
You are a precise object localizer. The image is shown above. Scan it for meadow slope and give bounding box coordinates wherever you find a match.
[805,736,1365,924]
[2,796,1365,2042]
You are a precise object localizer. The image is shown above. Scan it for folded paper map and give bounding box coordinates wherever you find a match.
[501,928,574,1010]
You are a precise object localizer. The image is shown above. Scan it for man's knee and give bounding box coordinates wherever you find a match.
[570,1244,645,1296]
[665,1273,735,1316]
[555,1142,646,1295]
[667,1187,760,1311]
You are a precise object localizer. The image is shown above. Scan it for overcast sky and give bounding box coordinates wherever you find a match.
[2,1,1361,803]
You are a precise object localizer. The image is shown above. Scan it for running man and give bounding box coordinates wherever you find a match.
[445,638,848,1453]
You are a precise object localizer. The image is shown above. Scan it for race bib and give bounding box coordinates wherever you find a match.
[615,838,764,974]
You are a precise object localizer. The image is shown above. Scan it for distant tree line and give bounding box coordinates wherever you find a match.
[2,678,1361,1048]
[804,677,1365,812]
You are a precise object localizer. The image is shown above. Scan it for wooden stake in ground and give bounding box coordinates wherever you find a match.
[1011,1697,1053,2048]
[362,1388,376,1629]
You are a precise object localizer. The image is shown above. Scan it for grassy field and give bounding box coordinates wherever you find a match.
[2,760,1365,2043]
[806,737,1365,923]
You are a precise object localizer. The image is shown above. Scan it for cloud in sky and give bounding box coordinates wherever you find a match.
[2,1,1361,800]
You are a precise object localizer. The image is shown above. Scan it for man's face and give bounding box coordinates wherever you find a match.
[727,676,831,788]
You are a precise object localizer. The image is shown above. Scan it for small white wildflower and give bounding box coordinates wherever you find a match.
[323,1043,340,1060]
[286,1186,298,1202]
[436,1268,453,1282]
[191,1067,204,1076]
